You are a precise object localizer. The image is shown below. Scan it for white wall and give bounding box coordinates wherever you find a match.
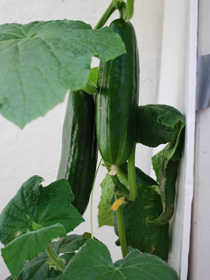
[0,0,164,278]
[189,0,210,279]
[158,0,197,279]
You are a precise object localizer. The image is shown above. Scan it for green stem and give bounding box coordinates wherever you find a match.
[117,167,129,183]
[128,143,137,201]
[94,1,116,29]
[83,81,97,94]
[103,160,128,258]
[46,244,65,272]
[116,203,128,258]
[118,1,126,19]
[103,161,130,198]
[90,158,103,239]
[124,0,135,21]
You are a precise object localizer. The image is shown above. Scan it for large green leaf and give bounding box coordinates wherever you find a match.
[19,253,73,280]
[135,104,185,224]
[1,224,66,280]
[13,234,90,280]
[17,252,67,280]
[0,176,84,245]
[57,239,178,280]
[0,20,126,127]
[151,114,185,224]
[114,164,169,261]
[98,164,169,261]
[136,104,185,147]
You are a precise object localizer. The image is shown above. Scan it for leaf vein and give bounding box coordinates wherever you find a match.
[0,31,24,39]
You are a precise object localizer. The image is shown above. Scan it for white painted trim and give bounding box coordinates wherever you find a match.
[157,0,198,278]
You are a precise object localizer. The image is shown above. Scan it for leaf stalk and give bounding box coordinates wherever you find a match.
[103,160,128,258]
[46,244,65,272]
[128,143,137,201]
[116,204,128,258]
[124,0,135,21]
[94,1,116,29]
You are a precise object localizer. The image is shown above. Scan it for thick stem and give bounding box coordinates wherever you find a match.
[124,0,135,21]
[94,1,116,29]
[104,160,128,257]
[118,1,126,19]
[117,167,129,183]
[128,143,137,201]
[46,244,65,272]
[116,204,128,258]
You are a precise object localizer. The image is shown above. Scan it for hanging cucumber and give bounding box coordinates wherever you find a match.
[57,90,98,215]
[96,18,139,169]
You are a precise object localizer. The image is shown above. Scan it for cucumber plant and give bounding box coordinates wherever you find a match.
[0,1,185,279]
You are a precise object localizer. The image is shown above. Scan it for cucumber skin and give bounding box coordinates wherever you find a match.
[96,19,139,166]
[57,91,98,215]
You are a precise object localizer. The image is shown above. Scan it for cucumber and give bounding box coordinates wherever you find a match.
[57,90,98,215]
[96,19,139,167]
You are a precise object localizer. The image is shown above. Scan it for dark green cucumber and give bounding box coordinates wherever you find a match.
[96,19,139,166]
[57,90,98,215]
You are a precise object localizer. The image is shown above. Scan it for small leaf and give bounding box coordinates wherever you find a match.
[152,160,179,225]
[55,233,91,254]
[83,81,97,94]
[88,67,98,85]
[83,67,99,94]
[1,224,66,280]
[0,20,126,127]
[151,128,185,225]
[57,239,178,280]
[0,176,84,245]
